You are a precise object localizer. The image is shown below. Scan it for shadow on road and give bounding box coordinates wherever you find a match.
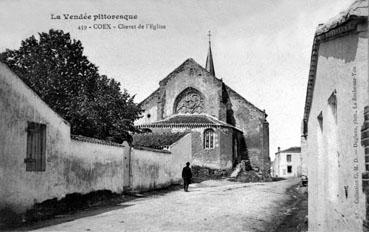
[14,203,135,231]
[2,184,183,231]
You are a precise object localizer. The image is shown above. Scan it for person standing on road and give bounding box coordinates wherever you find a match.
[182,162,192,192]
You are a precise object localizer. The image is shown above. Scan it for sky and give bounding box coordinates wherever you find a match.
[0,0,354,160]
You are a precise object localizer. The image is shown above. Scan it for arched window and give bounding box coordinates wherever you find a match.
[173,87,205,114]
[204,129,215,149]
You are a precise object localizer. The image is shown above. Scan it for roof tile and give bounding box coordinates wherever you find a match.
[132,132,189,150]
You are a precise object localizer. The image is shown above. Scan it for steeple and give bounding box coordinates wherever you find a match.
[205,30,215,76]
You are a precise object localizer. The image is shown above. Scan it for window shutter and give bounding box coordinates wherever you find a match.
[26,122,46,172]
[35,125,42,171]
[40,124,46,171]
[26,125,35,171]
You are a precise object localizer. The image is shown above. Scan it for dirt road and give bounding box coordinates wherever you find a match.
[29,179,299,232]
[274,184,308,232]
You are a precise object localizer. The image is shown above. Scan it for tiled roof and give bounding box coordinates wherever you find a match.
[136,113,243,132]
[316,0,367,36]
[71,135,125,147]
[133,146,171,154]
[279,147,301,153]
[157,114,217,124]
[132,132,189,150]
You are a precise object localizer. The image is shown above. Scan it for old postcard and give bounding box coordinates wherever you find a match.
[0,0,367,231]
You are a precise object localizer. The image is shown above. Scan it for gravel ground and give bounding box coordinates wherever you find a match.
[26,178,299,232]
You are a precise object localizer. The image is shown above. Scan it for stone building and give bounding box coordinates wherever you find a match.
[272,147,302,178]
[301,0,368,231]
[135,39,270,175]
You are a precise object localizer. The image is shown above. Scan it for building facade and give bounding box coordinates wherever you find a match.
[272,147,302,178]
[135,41,270,175]
[0,60,192,215]
[301,1,368,231]
[0,61,126,213]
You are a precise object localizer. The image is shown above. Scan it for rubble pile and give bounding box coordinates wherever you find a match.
[230,160,271,183]
[191,166,232,182]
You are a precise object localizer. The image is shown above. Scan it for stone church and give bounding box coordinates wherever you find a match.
[135,39,270,175]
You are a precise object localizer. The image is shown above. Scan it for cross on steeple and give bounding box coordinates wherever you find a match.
[207,30,211,44]
[205,30,215,76]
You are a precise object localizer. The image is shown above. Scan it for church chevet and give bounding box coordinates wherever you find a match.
[134,38,270,178]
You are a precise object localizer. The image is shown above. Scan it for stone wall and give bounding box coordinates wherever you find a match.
[0,63,125,214]
[135,88,160,125]
[130,148,173,191]
[136,59,224,124]
[227,87,269,172]
[191,128,221,169]
[261,120,270,173]
[69,138,124,194]
[130,133,192,191]
[219,127,234,169]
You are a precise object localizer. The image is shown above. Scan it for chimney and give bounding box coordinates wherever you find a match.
[278,147,280,153]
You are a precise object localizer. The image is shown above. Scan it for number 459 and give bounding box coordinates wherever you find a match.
[78,25,87,30]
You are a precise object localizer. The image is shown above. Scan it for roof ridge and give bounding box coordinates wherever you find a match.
[224,84,266,115]
[159,58,222,86]
[136,113,243,132]
[71,134,125,147]
[278,146,301,153]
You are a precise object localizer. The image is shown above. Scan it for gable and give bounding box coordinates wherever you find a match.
[159,59,224,119]
[0,62,69,128]
[159,58,222,87]
[138,58,222,113]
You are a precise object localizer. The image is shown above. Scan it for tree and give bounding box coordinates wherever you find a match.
[0,29,142,143]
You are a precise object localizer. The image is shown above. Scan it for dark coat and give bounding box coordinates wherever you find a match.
[182,166,192,179]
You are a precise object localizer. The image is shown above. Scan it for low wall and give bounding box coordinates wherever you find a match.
[0,135,125,215]
[131,133,192,191]
[131,147,174,191]
[67,137,124,194]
